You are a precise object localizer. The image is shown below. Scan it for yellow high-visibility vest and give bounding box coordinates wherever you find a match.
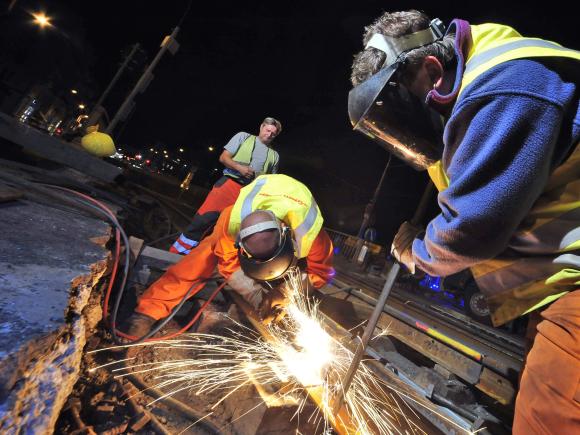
[228,174,323,258]
[226,135,277,181]
[427,23,580,326]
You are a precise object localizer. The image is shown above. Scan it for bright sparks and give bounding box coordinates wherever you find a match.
[94,268,472,434]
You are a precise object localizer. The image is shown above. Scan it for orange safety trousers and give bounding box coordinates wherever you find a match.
[137,205,335,320]
[513,290,580,434]
[170,177,243,254]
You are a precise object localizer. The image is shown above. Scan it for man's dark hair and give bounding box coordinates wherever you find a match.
[351,10,455,86]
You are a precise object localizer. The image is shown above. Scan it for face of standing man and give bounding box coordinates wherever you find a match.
[258,123,279,145]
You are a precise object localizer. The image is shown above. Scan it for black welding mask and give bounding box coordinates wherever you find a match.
[348,19,446,171]
[237,212,298,282]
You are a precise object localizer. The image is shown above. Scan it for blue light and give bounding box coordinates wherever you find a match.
[420,274,442,292]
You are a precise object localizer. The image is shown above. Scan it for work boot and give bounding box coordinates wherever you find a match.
[124,312,156,339]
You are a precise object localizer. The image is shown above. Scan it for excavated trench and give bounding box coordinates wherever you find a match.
[55,298,327,435]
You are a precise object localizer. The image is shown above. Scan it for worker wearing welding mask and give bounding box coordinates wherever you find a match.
[348,10,580,433]
[126,174,334,334]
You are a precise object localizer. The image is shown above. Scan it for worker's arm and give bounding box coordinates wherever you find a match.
[412,60,577,277]
[305,229,335,288]
[219,150,254,178]
[220,132,254,179]
[212,206,240,281]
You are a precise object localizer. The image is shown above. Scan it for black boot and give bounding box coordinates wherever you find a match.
[125,312,156,339]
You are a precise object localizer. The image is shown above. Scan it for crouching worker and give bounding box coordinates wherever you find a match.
[125,174,335,338]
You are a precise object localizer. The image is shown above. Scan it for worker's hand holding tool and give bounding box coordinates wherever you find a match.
[227,269,265,310]
[391,221,423,274]
[258,286,289,325]
[227,269,288,324]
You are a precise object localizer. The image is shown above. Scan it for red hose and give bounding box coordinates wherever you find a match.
[50,185,226,342]
[103,228,121,327]
[115,281,228,342]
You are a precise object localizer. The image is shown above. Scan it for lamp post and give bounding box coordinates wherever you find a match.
[105,28,180,136]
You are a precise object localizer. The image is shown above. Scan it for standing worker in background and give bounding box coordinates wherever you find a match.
[127,174,335,337]
[172,117,282,254]
[349,10,579,433]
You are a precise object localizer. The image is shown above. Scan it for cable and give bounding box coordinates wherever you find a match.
[103,228,121,324]
[42,185,131,341]
[40,184,225,345]
[118,280,227,343]
[31,182,227,433]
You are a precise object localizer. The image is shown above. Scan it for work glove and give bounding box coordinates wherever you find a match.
[227,270,288,324]
[391,221,423,274]
[258,285,290,325]
[227,269,266,311]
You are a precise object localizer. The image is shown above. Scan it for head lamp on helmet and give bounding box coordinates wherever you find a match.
[348,19,446,171]
[237,211,298,282]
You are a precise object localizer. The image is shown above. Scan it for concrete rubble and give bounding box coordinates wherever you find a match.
[0,197,111,433]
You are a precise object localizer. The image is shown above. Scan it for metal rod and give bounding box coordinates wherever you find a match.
[332,262,400,413]
[333,180,434,413]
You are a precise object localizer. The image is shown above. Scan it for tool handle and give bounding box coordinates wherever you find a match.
[333,262,401,413]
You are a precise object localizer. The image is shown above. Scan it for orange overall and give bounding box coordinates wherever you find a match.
[171,177,243,254]
[513,290,580,434]
[138,206,335,320]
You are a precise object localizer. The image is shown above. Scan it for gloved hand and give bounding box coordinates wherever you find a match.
[227,270,289,324]
[391,221,423,274]
[227,269,266,310]
[258,286,289,325]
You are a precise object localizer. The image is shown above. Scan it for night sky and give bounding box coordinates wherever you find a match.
[3,0,577,240]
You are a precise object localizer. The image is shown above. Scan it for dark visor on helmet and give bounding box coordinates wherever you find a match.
[348,61,445,171]
[238,227,298,282]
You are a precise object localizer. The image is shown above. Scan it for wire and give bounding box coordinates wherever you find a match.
[117,280,227,343]
[40,184,225,345]
[103,228,121,324]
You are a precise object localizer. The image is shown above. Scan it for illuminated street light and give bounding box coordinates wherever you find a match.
[208,146,214,151]
[71,89,78,94]
[78,104,85,110]
[179,148,184,152]
[32,12,52,28]
[149,148,154,152]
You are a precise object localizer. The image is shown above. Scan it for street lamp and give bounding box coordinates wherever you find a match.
[179,148,184,152]
[71,89,78,95]
[78,104,85,110]
[208,146,214,151]
[32,12,52,28]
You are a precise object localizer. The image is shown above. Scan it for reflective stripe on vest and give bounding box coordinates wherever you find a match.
[459,23,580,97]
[429,23,580,326]
[228,174,324,258]
[227,135,277,180]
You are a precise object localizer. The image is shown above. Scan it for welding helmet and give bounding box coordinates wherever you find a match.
[237,211,298,282]
[348,19,446,171]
